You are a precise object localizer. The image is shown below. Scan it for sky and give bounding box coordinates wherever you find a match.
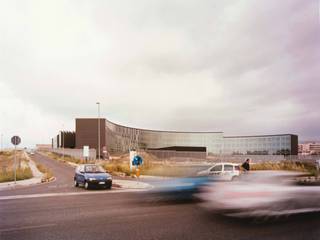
[0,0,319,148]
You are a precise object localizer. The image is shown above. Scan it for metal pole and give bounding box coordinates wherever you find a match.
[62,125,64,161]
[96,102,100,162]
[0,133,3,151]
[14,145,17,184]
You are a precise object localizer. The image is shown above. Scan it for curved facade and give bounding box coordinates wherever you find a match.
[74,118,298,156]
[105,119,223,154]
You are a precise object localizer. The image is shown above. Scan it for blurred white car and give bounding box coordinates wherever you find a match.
[198,171,320,218]
[197,163,240,181]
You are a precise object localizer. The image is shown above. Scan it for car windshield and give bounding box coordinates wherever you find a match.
[84,165,105,173]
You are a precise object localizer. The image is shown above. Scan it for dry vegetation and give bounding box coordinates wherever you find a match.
[102,152,157,176]
[251,161,317,175]
[36,163,54,182]
[42,151,93,164]
[0,150,33,183]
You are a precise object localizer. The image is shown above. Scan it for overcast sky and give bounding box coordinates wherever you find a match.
[0,0,319,148]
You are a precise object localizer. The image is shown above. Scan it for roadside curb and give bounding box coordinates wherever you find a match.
[113,179,152,189]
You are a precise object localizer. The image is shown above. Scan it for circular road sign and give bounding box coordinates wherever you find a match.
[11,136,21,146]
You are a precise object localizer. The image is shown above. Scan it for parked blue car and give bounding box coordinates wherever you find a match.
[74,164,112,189]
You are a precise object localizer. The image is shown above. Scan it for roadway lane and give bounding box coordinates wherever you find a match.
[0,152,85,196]
[1,192,320,240]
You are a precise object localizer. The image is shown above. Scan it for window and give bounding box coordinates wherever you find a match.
[211,164,222,172]
[78,165,85,173]
[224,165,233,171]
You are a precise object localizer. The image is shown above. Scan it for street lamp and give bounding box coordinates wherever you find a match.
[62,124,64,161]
[0,133,3,151]
[96,102,100,162]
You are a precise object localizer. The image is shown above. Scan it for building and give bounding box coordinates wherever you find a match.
[35,144,52,150]
[52,131,76,149]
[299,142,320,155]
[69,118,298,157]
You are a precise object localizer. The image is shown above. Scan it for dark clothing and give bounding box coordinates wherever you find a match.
[242,162,250,171]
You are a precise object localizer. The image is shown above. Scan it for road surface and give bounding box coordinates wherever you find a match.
[1,153,320,240]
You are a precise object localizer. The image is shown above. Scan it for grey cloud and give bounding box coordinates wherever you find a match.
[0,0,319,146]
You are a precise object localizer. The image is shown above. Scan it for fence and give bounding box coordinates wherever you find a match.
[145,150,320,166]
[146,150,206,160]
[48,148,96,161]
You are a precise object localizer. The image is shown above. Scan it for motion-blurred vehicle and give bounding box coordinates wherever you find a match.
[197,163,240,181]
[74,164,112,189]
[145,176,210,203]
[198,171,320,218]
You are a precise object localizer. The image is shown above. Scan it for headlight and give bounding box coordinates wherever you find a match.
[107,176,112,180]
[88,177,96,181]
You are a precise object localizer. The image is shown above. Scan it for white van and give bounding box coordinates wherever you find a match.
[197,163,240,181]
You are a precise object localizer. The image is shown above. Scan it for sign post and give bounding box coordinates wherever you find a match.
[129,150,136,172]
[11,136,21,184]
[83,146,89,163]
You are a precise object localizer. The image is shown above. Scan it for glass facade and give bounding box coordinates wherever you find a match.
[223,135,297,155]
[104,119,298,155]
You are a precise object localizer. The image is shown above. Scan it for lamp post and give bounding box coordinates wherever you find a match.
[62,124,64,162]
[0,133,3,151]
[96,102,100,162]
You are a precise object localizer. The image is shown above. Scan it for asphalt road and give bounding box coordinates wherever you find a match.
[0,152,84,196]
[1,153,320,240]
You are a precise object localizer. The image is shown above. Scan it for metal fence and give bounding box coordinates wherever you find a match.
[146,150,207,159]
[146,150,320,165]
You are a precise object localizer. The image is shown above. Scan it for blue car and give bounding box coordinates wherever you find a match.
[146,176,210,202]
[74,164,112,189]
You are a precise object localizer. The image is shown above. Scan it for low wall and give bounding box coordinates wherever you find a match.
[49,148,96,161]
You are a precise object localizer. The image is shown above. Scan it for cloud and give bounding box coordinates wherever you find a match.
[0,0,319,146]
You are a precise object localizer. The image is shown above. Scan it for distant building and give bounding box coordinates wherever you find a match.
[65,118,298,157]
[51,131,76,149]
[299,142,320,155]
[36,144,52,150]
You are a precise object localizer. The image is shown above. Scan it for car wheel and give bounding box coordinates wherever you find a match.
[232,176,239,181]
[74,180,79,187]
[84,181,90,190]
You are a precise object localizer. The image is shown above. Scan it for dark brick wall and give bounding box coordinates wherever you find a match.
[291,134,299,155]
[75,118,106,157]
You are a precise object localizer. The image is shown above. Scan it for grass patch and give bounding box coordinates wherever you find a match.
[251,161,316,175]
[43,151,90,164]
[0,150,33,182]
[102,152,158,176]
[0,167,33,183]
[36,164,54,181]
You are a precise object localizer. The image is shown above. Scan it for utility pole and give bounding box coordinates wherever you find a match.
[96,102,100,162]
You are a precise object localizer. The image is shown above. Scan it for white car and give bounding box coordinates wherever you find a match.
[198,171,320,218]
[197,163,240,181]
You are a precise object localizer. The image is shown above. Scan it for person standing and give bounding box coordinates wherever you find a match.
[242,158,250,171]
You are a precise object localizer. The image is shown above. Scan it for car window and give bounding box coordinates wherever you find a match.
[224,165,233,171]
[84,165,105,173]
[78,165,84,173]
[210,165,222,172]
[234,165,240,171]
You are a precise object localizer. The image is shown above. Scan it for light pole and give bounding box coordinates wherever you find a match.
[62,124,64,161]
[96,102,100,162]
[0,133,3,151]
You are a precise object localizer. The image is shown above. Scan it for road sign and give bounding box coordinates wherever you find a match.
[11,135,21,184]
[11,136,21,146]
[132,155,143,166]
[83,146,89,158]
